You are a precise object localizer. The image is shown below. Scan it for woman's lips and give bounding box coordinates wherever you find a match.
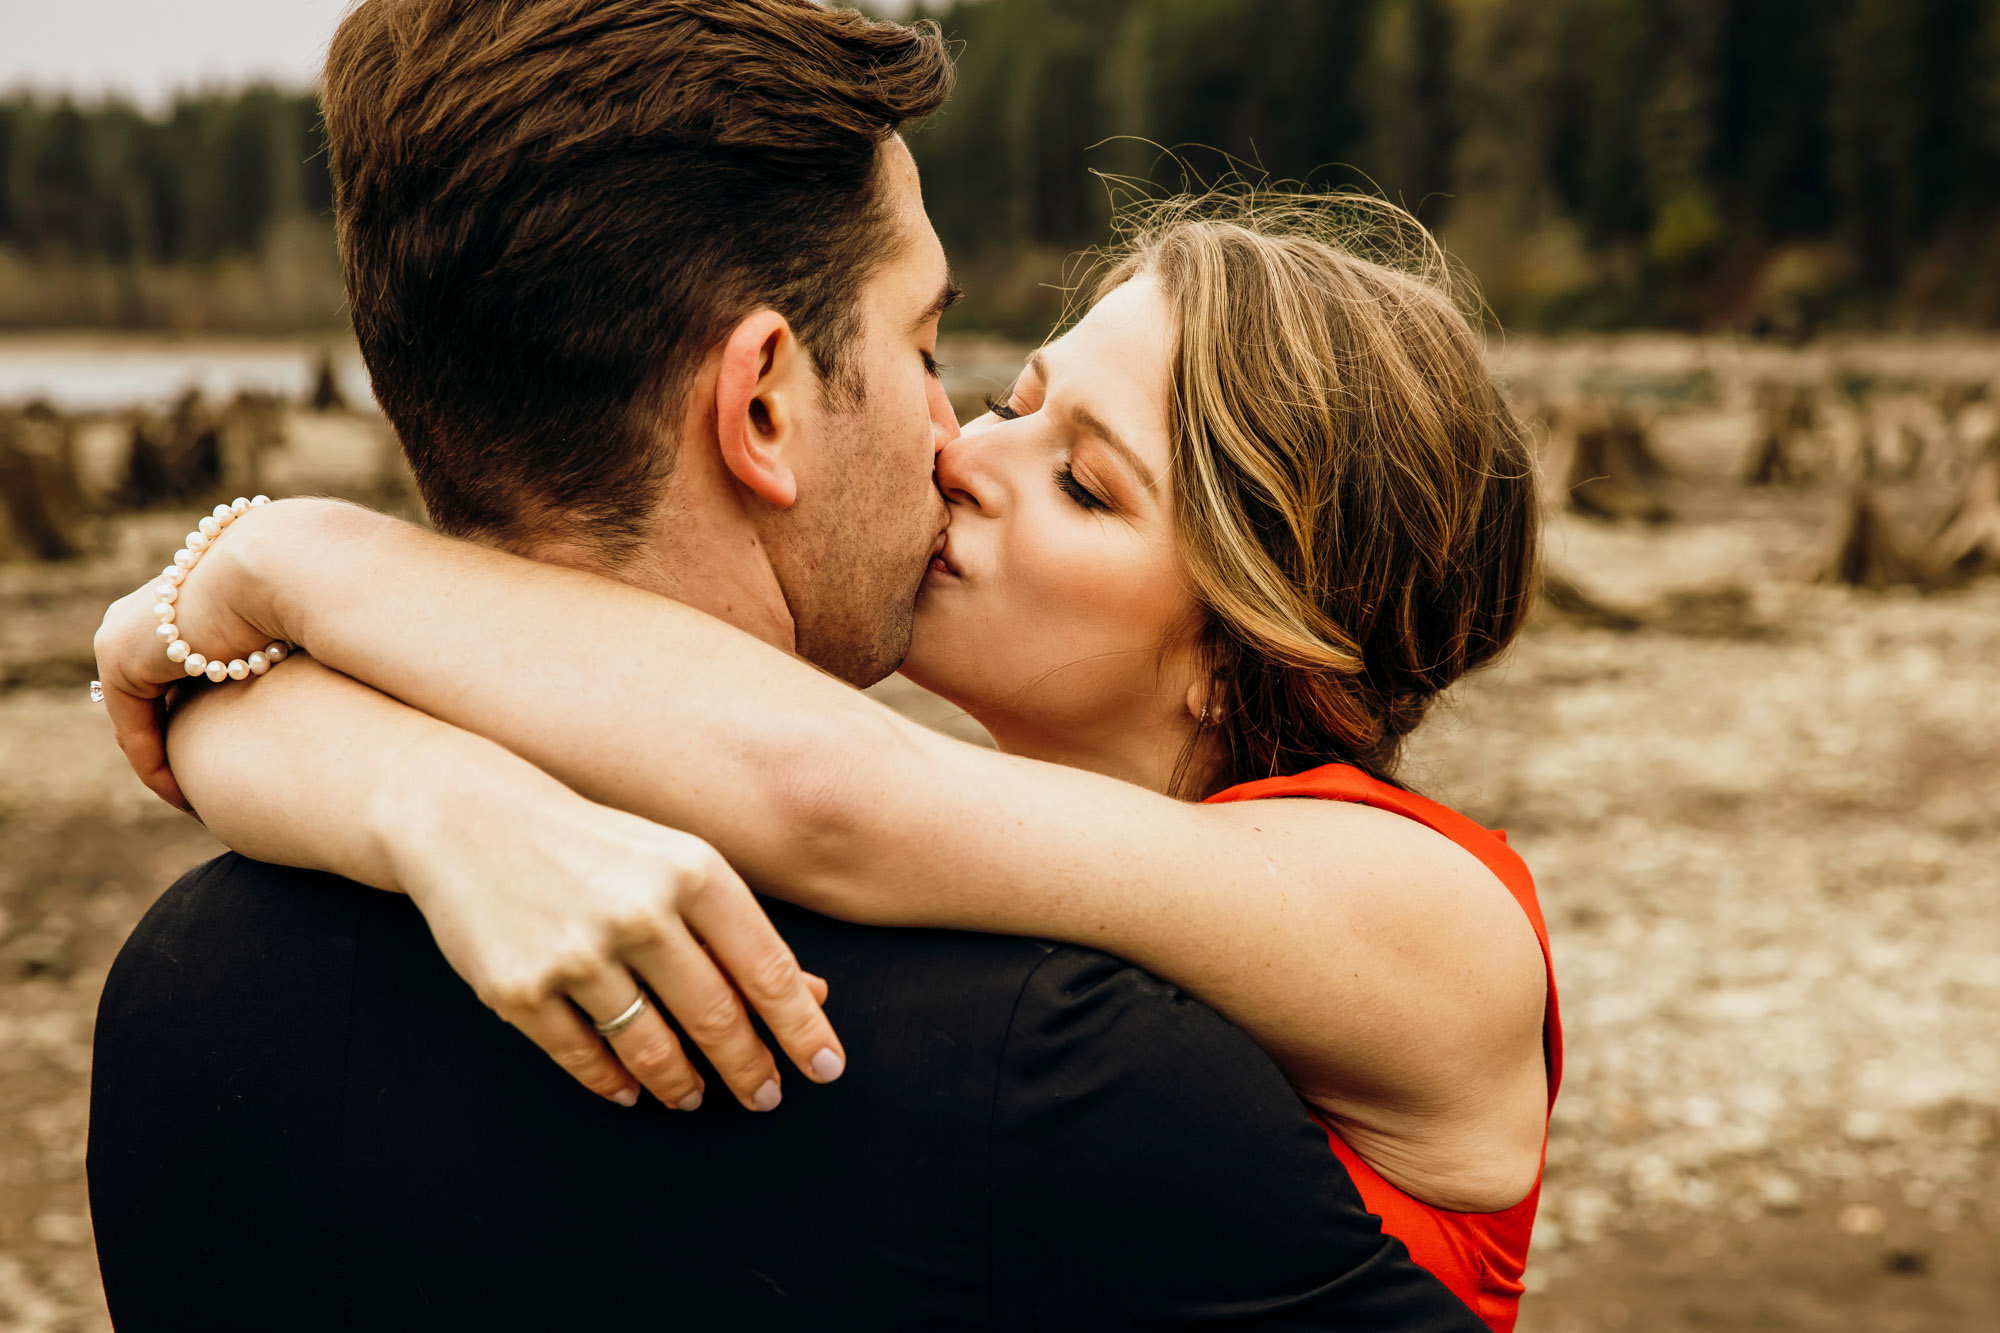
[927,532,960,578]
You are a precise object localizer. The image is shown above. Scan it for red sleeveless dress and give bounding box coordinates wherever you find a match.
[1205,764,1562,1332]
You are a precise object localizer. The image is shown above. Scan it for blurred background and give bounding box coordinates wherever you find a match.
[2,2,1996,1330]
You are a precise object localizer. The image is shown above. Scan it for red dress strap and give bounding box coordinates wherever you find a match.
[1204,764,1562,1332]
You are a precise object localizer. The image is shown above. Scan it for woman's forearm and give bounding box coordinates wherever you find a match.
[210,501,1545,1131]
[166,648,850,1115]
[160,504,1548,1207]
[228,500,922,907]
[168,653,552,893]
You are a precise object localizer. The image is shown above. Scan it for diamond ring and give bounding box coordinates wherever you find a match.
[89,681,105,704]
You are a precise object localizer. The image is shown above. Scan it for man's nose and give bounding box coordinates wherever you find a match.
[929,376,961,455]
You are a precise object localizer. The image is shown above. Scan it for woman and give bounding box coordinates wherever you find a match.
[99,194,1557,1325]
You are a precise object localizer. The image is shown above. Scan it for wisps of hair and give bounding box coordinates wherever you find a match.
[1059,169,1540,793]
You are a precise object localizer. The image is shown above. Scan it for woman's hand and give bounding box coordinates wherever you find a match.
[384,742,846,1114]
[93,501,301,812]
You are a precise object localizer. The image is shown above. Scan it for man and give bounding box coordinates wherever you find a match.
[88,2,1487,1328]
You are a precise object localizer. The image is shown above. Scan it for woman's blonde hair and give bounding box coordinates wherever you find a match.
[1087,189,1539,792]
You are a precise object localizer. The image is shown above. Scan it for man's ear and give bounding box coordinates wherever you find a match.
[714,310,809,509]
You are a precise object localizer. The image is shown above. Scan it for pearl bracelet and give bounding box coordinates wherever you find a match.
[152,495,294,685]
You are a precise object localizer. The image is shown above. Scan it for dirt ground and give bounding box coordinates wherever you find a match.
[3,340,1998,1330]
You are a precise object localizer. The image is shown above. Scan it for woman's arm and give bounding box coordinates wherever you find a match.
[158,656,845,1115]
[106,497,1547,1207]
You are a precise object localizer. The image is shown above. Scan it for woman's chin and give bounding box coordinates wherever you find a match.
[893,643,954,702]
[897,624,981,715]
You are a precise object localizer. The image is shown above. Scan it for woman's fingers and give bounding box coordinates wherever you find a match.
[629,922,788,1111]
[103,688,191,813]
[501,995,643,1108]
[568,971,706,1111]
[683,863,846,1091]
[96,583,204,813]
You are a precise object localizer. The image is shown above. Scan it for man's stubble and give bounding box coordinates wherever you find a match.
[778,394,939,688]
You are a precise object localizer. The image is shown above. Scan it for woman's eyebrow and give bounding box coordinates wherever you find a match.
[1028,348,1158,491]
[1071,406,1159,491]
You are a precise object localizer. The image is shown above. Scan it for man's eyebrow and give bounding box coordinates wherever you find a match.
[912,270,964,332]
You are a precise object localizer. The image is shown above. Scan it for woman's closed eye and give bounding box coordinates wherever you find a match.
[1054,462,1107,511]
[984,395,1107,511]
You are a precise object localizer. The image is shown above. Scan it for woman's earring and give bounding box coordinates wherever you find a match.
[1186,680,1217,729]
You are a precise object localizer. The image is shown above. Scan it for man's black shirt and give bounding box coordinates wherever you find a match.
[89,853,1482,1331]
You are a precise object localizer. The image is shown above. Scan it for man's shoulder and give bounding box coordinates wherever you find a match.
[995,942,1313,1142]
[988,945,1487,1329]
[105,852,361,1003]
[114,858,1269,1090]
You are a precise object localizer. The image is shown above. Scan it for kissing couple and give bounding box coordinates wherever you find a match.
[88,1,1559,1329]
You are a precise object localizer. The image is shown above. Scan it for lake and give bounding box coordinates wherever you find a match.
[0,334,376,414]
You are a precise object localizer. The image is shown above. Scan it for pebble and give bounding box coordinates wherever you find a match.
[1839,1204,1888,1236]
[29,1214,89,1247]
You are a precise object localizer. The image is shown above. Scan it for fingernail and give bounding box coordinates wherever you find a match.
[752,1079,782,1112]
[810,1048,844,1082]
[612,1087,639,1108]
[676,1089,704,1112]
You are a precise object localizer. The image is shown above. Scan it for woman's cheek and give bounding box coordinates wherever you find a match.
[1024,524,1154,640]
[1010,515,1104,612]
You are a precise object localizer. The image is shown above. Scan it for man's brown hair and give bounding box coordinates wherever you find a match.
[321,0,952,553]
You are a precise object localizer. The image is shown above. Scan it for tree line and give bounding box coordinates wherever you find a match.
[906,0,2000,332]
[0,89,328,267]
[1,0,1995,332]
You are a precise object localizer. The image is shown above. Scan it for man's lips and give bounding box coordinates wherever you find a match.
[927,529,959,578]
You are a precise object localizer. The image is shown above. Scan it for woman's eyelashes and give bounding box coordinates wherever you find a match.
[922,350,947,380]
[1054,462,1107,511]
[982,394,1105,511]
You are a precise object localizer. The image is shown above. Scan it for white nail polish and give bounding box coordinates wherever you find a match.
[612,1087,639,1108]
[752,1080,782,1112]
[677,1090,704,1112]
[811,1048,844,1082]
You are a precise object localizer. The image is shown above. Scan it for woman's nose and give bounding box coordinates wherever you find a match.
[934,425,996,511]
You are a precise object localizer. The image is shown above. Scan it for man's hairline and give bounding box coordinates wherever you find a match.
[496,137,946,562]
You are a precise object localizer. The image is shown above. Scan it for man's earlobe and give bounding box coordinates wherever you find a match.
[715,310,802,509]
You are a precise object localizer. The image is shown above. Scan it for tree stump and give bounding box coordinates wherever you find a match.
[308,353,348,412]
[1563,402,1674,523]
[120,389,225,507]
[1746,430,1800,486]
[0,412,87,561]
[1815,488,1932,590]
[1930,445,2000,579]
[1537,569,1643,631]
[1747,383,1814,485]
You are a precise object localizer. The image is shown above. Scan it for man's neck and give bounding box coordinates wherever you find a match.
[512,479,798,656]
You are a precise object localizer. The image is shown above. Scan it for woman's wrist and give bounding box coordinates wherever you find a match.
[368,721,480,903]
[220,497,385,651]
[369,719,567,906]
